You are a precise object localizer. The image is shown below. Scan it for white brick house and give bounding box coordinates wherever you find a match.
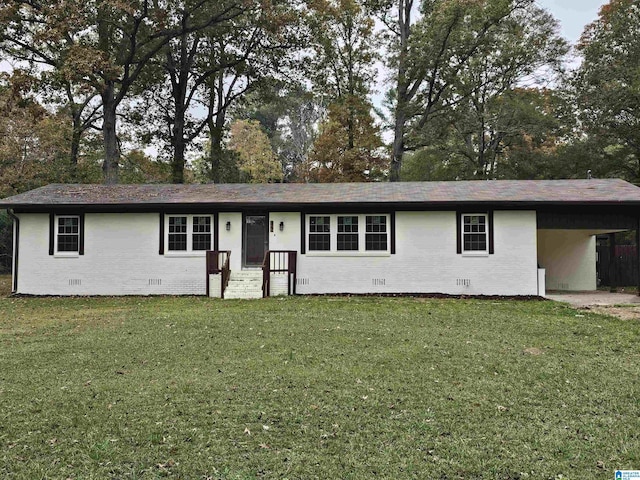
[2,179,640,298]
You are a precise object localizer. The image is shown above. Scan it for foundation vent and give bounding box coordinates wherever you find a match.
[148,278,162,286]
[372,278,386,286]
[296,278,310,286]
[68,279,82,286]
[456,278,471,287]
[557,282,569,290]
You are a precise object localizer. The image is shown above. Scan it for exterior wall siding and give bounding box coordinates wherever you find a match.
[17,213,209,295]
[218,212,243,271]
[15,210,539,296]
[537,229,597,291]
[295,211,538,296]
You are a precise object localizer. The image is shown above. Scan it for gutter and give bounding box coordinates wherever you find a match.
[6,209,18,294]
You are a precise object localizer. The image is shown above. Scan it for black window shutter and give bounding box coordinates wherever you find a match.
[456,211,462,254]
[390,211,396,254]
[488,210,494,254]
[159,213,165,254]
[79,213,85,255]
[300,213,306,254]
[49,213,55,255]
[213,213,219,251]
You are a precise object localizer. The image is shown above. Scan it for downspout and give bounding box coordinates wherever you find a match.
[6,209,19,294]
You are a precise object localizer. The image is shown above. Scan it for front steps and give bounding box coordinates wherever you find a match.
[224,270,263,299]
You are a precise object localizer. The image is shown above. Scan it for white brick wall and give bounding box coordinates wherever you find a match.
[15,210,540,296]
[295,211,539,296]
[17,213,208,295]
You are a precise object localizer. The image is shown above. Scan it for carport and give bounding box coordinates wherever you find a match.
[537,207,640,294]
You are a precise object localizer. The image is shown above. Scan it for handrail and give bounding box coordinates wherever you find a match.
[206,250,231,298]
[262,250,297,298]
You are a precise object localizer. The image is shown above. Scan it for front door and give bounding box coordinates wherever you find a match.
[244,214,268,267]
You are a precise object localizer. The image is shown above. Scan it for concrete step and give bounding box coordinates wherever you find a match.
[223,270,263,299]
[224,289,263,299]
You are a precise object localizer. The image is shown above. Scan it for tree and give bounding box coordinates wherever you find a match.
[235,84,324,181]
[0,2,102,172]
[0,72,80,198]
[305,0,384,181]
[306,97,385,182]
[201,1,304,183]
[380,0,544,180]
[409,3,568,179]
[228,120,282,183]
[574,0,640,181]
[1,0,246,183]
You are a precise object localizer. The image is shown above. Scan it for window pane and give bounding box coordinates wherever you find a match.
[365,216,387,250]
[168,216,188,251]
[193,216,211,233]
[337,216,358,251]
[310,216,330,233]
[57,217,79,252]
[337,233,358,251]
[192,216,211,250]
[366,215,386,233]
[309,233,330,251]
[58,234,79,252]
[58,217,79,235]
[309,216,330,250]
[169,234,187,251]
[462,215,487,251]
[366,233,387,251]
[338,216,358,233]
[169,216,187,233]
[464,234,487,251]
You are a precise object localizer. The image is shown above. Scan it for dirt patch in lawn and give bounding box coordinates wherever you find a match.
[586,305,640,321]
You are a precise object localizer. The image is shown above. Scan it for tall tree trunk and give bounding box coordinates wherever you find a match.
[101,82,119,184]
[172,133,186,183]
[69,117,81,181]
[389,0,412,182]
[208,119,224,183]
[207,68,226,183]
[171,86,188,183]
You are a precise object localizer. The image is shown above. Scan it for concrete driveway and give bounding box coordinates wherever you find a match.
[545,290,640,308]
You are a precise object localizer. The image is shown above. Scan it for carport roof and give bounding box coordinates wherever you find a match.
[2,179,640,210]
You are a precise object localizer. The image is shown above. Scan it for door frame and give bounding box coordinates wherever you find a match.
[242,212,269,268]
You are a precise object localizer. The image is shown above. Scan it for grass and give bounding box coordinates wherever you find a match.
[0,275,639,479]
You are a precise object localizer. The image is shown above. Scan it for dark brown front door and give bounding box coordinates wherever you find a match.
[244,215,268,267]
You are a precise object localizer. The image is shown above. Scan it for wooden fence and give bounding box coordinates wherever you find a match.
[596,245,637,286]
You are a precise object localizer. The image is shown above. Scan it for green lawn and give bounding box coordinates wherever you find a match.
[0,277,639,479]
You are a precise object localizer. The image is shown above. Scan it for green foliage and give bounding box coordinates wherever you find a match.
[306,97,386,182]
[1,291,639,477]
[228,120,283,183]
[574,0,640,181]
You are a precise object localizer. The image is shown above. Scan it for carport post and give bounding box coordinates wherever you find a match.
[609,233,617,293]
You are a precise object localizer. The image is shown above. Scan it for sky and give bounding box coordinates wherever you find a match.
[535,0,606,44]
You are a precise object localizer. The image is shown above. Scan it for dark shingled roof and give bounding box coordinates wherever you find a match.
[2,179,640,209]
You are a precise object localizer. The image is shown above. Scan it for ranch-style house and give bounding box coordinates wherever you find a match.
[2,179,640,298]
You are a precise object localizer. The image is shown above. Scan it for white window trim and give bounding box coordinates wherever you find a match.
[54,215,80,257]
[165,214,213,256]
[461,213,489,256]
[305,214,391,256]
